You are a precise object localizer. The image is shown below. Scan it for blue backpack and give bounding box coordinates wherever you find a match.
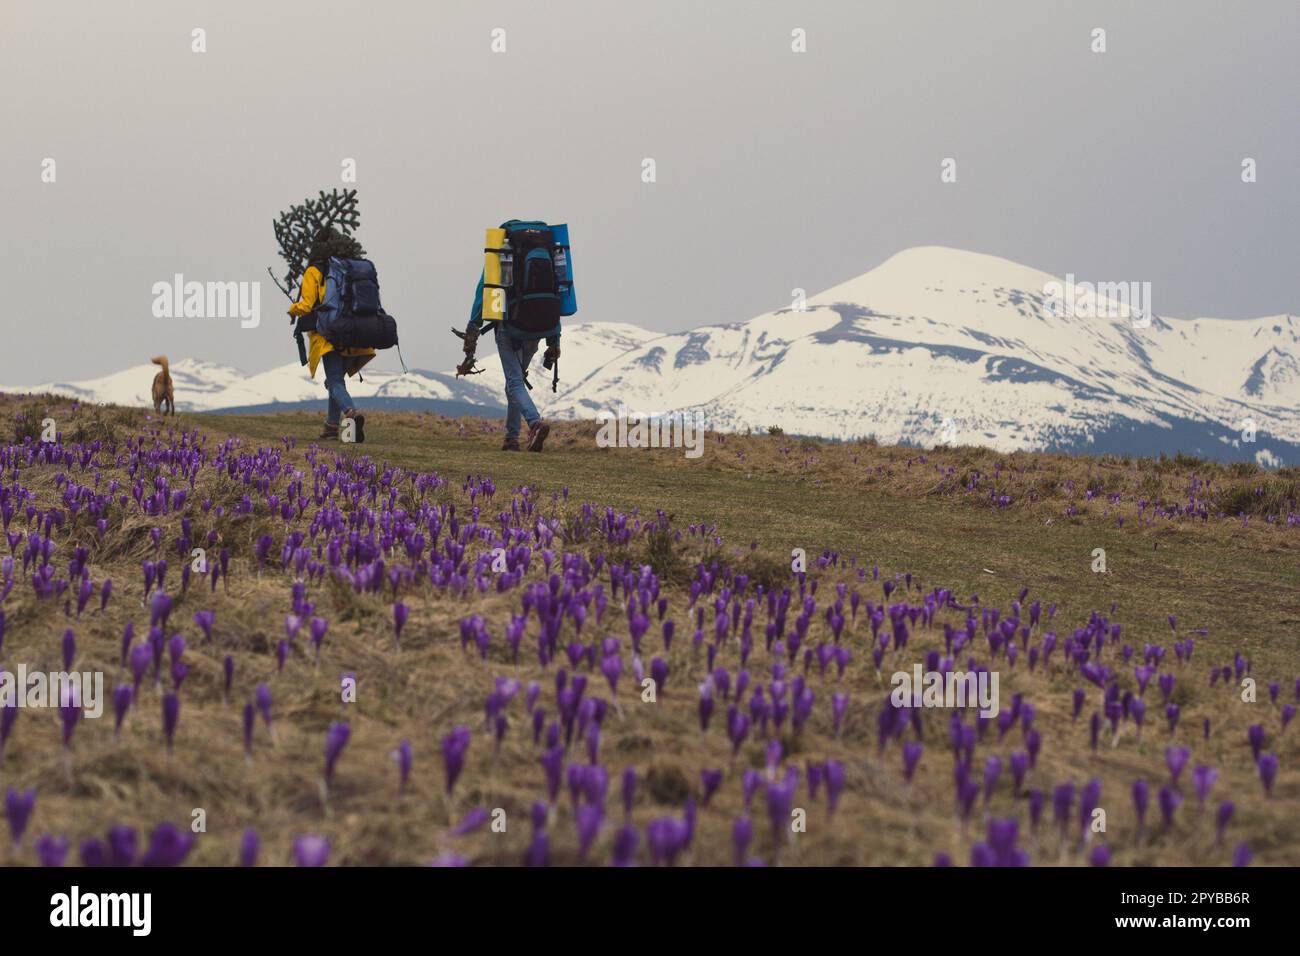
[500,220,577,333]
[314,257,398,350]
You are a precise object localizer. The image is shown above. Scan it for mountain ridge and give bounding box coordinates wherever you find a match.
[5,248,1294,465]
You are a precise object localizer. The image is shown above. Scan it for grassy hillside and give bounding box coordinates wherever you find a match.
[1,395,1297,866]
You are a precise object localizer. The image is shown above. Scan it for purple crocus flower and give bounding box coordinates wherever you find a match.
[765,776,796,845]
[193,609,215,641]
[575,803,603,860]
[983,755,1002,803]
[831,692,848,737]
[6,787,36,848]
[1192,765,1218,807]
[58,686,81,749]
[1257,753,1279,795]
[239,828,259,867]
[612,825,639,867]
[700,768,724,806]
[107,825,137,866]
[162,693,180,754]
[825,759,845,814]
[1132,779,1149,832]
[1052,783,1074,830]
[324,721,351,787]
[451,807,491,836]
[977,817,1028,866]
[1134,665,1154,695]
[1130,697,1146,735]
[35,833,69,867]
[1158,786,1182,829]
[393,601,409,647]
[1089,844,1110,866]
[112,685,132,738]
[540,746,564,803]
[600,654,621,695]
[293,834,330,867]
[62,629,76,670]
[650,657,669,695]
[646,816,689,866]
[1232,842,1252,867]
[1165,746,1190,784]
[427,851,470,867]
[902,741,923,782]
[732,815,754,866]
[698,680,715,733]
[1216,800,1234,843]
[255,683,273,736]
[1027,789,1044,830]
[79,838,107,868]
[392,738,413,795]
[149,590,172,629]
[526,831,551,867]
[1247,724,1264,761]
[442,726,471,796]
[140,823,195,867]
[309,617,328,661]
[1079,777,1102,834]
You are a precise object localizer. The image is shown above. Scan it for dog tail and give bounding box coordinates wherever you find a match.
[151,355,170,377]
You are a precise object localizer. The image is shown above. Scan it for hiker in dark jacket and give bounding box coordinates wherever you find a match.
[458,222,562,452]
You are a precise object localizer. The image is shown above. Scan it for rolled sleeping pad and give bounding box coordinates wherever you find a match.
[550,223,576,316]
[483,227,507,321]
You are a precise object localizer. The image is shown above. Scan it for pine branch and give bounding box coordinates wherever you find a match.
[268,188,362,292]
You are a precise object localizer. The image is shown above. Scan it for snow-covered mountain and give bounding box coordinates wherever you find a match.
[1,322,657,418]
[550,248,1299,465]
[0,357,505,416]
[5,249,1295,464]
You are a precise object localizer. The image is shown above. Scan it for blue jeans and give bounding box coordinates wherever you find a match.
[321,351,356,425]
[496,328,539,440]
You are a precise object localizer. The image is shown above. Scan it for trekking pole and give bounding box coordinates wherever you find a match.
[267,267,296,301]
[269,268,310,365]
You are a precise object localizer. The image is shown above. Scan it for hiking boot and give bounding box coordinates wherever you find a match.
[319,421,340,441]
[501,437,521,452]
[342,409,366,444]
[526,420,550,453]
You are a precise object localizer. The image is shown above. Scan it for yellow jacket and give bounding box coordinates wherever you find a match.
[289,265,376,379]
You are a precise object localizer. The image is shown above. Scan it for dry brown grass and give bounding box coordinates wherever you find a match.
[0,394,1297,867]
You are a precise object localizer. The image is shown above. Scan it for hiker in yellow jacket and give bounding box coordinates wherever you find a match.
[288,228,375,441]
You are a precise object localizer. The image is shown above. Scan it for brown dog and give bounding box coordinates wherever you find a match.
[150,355,174,415]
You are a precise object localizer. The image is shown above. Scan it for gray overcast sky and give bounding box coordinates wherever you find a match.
[2,0,1296,382]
